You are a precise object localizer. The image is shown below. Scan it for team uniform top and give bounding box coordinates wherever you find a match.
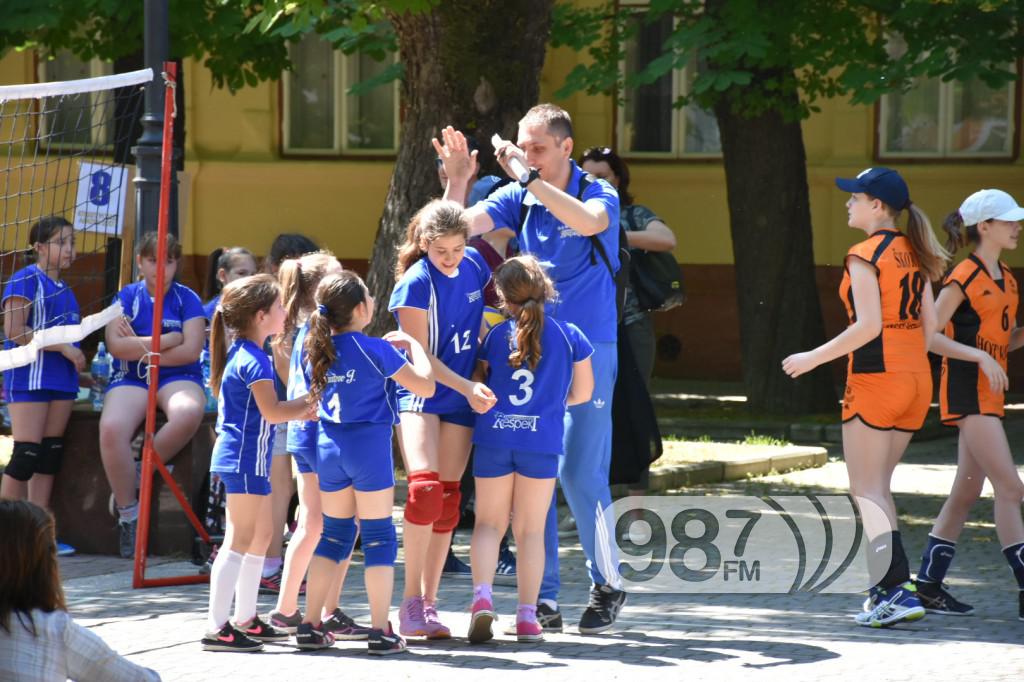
[840,229,929,375]
[940,255,1019,423]
[388,247,489,414]
[1,265,81,394]
[480,161,621,343]
[211,338,276,476]
[202,294,220,321]
[473,317,593,454]
[286,323,314,448]
[111,281,205,383]
[306,332,408,426]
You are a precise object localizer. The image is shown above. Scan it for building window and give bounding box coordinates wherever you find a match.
[282,34,399,155]
[617,9,721,158]
[878,69,1017,159]
[37,51,115,149]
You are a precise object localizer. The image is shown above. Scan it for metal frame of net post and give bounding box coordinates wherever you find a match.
[132,61,211,589]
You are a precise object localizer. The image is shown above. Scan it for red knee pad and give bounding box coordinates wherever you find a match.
[404,471,443,526]
[432,481,462,534]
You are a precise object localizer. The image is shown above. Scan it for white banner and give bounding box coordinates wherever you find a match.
[74,161,129,236]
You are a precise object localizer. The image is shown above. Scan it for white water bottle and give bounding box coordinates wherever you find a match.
[491,133,530,183]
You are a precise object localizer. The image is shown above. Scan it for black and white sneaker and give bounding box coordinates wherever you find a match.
[323,608,372,640]
[202,623,264,652]
[915,581,974,616]
[118,518,137,559]
[536,602,563,633]
[578,584,627,634]
[1018,590,1024,622]
[237,615,289,642]
[368,622,407,656]
[295,622,335,650]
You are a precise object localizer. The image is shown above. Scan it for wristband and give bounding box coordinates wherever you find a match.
[520,168,541,188]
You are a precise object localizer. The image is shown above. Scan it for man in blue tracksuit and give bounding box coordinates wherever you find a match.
[440,104,625,634]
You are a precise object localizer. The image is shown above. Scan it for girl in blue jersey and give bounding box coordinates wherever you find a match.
[100,232,207,558]
[299,271,435,654]
[269,252,369,639]
[202,247,257,321]
[466,255,594,644]
[388,199,497,639]
[0,217,84,532]
[201,274,317,653]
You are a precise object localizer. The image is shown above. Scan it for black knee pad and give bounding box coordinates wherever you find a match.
[35,437,64,476]
[4,441,41,482]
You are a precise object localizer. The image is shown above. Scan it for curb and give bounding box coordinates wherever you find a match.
[657,416,949,445]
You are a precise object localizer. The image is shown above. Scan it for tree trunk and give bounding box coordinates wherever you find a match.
[365,0,554,335]
[713,87,837,415]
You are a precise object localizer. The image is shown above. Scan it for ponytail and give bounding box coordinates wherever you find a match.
[941,209,981,255]
[510,299,545,370]
[395,200,470,280]
[275,257,303,353]
[305,307,336,405]
[204,247,225,300]
[905,201,950,282]
[395,214,425,280]
[209,307,228,398]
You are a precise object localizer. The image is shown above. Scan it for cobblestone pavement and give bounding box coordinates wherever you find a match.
[61,418,1024,681]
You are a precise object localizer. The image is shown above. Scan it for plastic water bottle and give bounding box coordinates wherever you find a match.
[201,348,216,412]
[90,343,110,411]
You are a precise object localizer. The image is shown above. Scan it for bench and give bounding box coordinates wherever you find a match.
[50,405,216,557]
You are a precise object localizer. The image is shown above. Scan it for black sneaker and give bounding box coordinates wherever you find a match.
[441,549,472,579]
[494,545,517,587]
[536,602,563,633]
[1018,590,1023,622]
[323,608,372,640]
[237,615,289,642]
[118,519,137,559]
[295,622,335,651]
[915,581,974,616]
[368,622,407,656]
[267,608,303,635]
[578,584,627,634]
[202,623,264,652]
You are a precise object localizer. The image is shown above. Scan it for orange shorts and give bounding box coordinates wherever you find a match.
[842,371,932,432]
[940,361,1005,425]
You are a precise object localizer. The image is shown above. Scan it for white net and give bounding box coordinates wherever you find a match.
[0,68,152,373]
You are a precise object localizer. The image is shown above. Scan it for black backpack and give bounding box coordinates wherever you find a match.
[517,174,631,322]
[623,205,686,313]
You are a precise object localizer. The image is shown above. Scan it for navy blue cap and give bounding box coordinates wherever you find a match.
[835,167,909,210]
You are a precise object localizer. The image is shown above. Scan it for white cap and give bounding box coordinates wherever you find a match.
[959,189,1024,226]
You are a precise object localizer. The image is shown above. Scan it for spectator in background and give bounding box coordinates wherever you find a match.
[0,499,160,681]
[202,247,258,321]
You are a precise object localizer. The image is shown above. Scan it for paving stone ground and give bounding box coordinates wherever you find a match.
[60,417,1024,681]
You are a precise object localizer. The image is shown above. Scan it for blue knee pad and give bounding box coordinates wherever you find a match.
[360,517,397,567]
[314,515,357,563]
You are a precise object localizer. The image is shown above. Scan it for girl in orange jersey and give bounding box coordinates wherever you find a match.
[783,167,950,627]
[914,189,1024,621]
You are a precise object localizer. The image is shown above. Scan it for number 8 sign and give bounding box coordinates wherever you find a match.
[74,161,128,235]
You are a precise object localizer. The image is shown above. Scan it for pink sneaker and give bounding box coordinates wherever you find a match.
[467,598,496,644]
[516,619,544,643]
[398,596,428,637]
[422,601,452,640]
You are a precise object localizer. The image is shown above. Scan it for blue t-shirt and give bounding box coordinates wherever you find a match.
[1,265,81,394]
[481,161,620,343]
[202,294,219,321]
[211,338,276,476]
[388,247,489,414]
[307,332,408,425]
[473,317,593,454]
[111,281,204,384]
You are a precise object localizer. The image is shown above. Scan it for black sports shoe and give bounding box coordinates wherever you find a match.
[578,584,627,634]
[1018,590,1023,622]
[368,622,407,655]
[914,581,974,616]
[323,608,372,640]
[295,622,335,650]
[237,615,289,642]
[536,602,563,633]
[202,623,264,652]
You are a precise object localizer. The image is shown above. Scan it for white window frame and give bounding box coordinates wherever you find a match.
[36,52,115,150]
[878,69,1018,160]
[282,40,400,156]
[615,5,721,160]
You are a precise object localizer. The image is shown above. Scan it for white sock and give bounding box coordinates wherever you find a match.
[233,554,265,626]
[207,550,244,632]
[262,556,283,578]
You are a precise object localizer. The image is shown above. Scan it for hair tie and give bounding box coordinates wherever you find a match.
[317,303,328,315]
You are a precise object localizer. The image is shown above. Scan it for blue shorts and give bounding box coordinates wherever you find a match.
[473,445,559,479]
[317,422,395,493]
[108,371,203,392]
[288,421,318,475]
[218,471,272,496]
[3,388,77,404]
[399,409,475,428]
